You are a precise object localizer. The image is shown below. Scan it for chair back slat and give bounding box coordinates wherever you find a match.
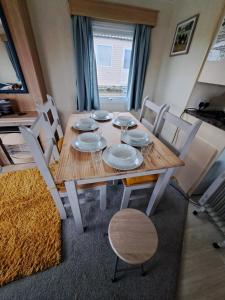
[20,114,59,165]
[43,139,55,163]
[139,96,169,134]
[19,128,56,190]
[141,118,155,132]
[36,94,63,141]
[156,111,202,159]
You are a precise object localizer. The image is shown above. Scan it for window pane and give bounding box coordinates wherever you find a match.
[123,49,131,69]
[96,45,112,66]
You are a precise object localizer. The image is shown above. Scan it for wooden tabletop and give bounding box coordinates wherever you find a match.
[55,113,184,183]
[108,208,158,265]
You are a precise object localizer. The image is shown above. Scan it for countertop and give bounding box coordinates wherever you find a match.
[185,110,225,131]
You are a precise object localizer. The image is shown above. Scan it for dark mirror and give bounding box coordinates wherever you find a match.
[0,5,28,93]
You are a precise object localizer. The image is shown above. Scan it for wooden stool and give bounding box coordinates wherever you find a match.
[108,208,158,282]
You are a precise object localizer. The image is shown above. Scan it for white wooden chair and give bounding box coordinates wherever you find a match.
[36,94,64,153]
[139,97,170,134]
[19,113,107,221]
[121,111,202,211]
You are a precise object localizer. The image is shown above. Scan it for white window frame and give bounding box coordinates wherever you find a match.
[95,44,112,67]
[123,48,132,70]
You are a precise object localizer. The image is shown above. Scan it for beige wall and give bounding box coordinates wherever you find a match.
[153,0,225,116]
[27,0,225,129]
[26,0,173,128]
[26,0,76,129]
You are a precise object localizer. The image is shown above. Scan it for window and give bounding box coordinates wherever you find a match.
[96,45,112,67]
[123,49,131,69]
[93,20,134,103]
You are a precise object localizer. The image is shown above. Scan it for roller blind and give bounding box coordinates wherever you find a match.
[92,19,134,40]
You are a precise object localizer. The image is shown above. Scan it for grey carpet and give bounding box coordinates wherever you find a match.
[0,183,188,300]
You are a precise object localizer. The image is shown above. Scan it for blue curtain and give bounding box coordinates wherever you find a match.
[4,41,21,81]
[72,16,100,111]
[127,24,151,111]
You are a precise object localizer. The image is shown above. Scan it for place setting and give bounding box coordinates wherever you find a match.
[102,144,143,171]
[71,114,152,171]
[71,130,107,153]
[72,117,99,131]
[112,113,137,128]
[91,110,112,121]
[121,129,152,148]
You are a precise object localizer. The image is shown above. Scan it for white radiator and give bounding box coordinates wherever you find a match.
[198,171,225,235]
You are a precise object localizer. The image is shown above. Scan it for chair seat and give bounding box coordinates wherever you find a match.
[56,181,106,192]
[123,174,159,186]
[108,208,158,265]
[57,137,64,152]
[50,162,106,192]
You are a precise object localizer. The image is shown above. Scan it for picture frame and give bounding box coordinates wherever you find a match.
[170,14,199,56]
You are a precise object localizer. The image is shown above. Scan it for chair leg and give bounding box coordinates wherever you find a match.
[141,264,146,276]
[49,188,67,220]
[100,185,107,211]
[120,186,131,209]
[112,256,119,282]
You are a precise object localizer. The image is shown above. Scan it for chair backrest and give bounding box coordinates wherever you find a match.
[155,111,202,160]
[36,95,63,143]
[139,97,169,134]
[19,113,59,189]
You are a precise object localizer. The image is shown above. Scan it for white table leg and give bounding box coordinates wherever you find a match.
[146,168,174,216]
[65,180,84,234]
[100,185,107,210]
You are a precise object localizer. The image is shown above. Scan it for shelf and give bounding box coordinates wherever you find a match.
[0,111,37,127]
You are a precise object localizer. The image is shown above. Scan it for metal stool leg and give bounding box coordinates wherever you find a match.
[141,264,146,276]
[112,256,119,283]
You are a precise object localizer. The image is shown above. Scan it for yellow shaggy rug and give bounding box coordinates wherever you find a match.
[0,167,61,286]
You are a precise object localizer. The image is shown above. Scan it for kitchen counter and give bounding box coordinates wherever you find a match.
[185,109,225,131]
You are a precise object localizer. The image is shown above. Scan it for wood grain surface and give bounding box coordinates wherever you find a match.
[69,0,158,27]
[108,208,158,265]
[55,113,184,183]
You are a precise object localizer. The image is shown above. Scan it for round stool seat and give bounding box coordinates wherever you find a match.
[108,208,158,265]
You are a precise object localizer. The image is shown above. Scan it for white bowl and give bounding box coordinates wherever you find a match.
[127,130,148,142]
[76,118,95,130]
[108,144,137,166]
[116,116,132,126]
[93,110,109,119]
[77,133,100,149]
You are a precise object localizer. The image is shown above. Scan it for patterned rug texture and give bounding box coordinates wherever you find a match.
[0,167,61,286]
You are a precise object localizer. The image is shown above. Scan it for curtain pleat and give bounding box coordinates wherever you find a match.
[127,25,151,111]
[72,16,100,111]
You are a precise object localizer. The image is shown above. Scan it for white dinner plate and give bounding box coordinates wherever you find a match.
[121,130,152,147]
[72,118,99,131]
[112,115,137,128]
[72,137,107,153]
[102,145,143,170]
[91,110,112,121]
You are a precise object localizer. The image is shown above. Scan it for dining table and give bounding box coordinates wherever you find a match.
[55,112,184,234]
